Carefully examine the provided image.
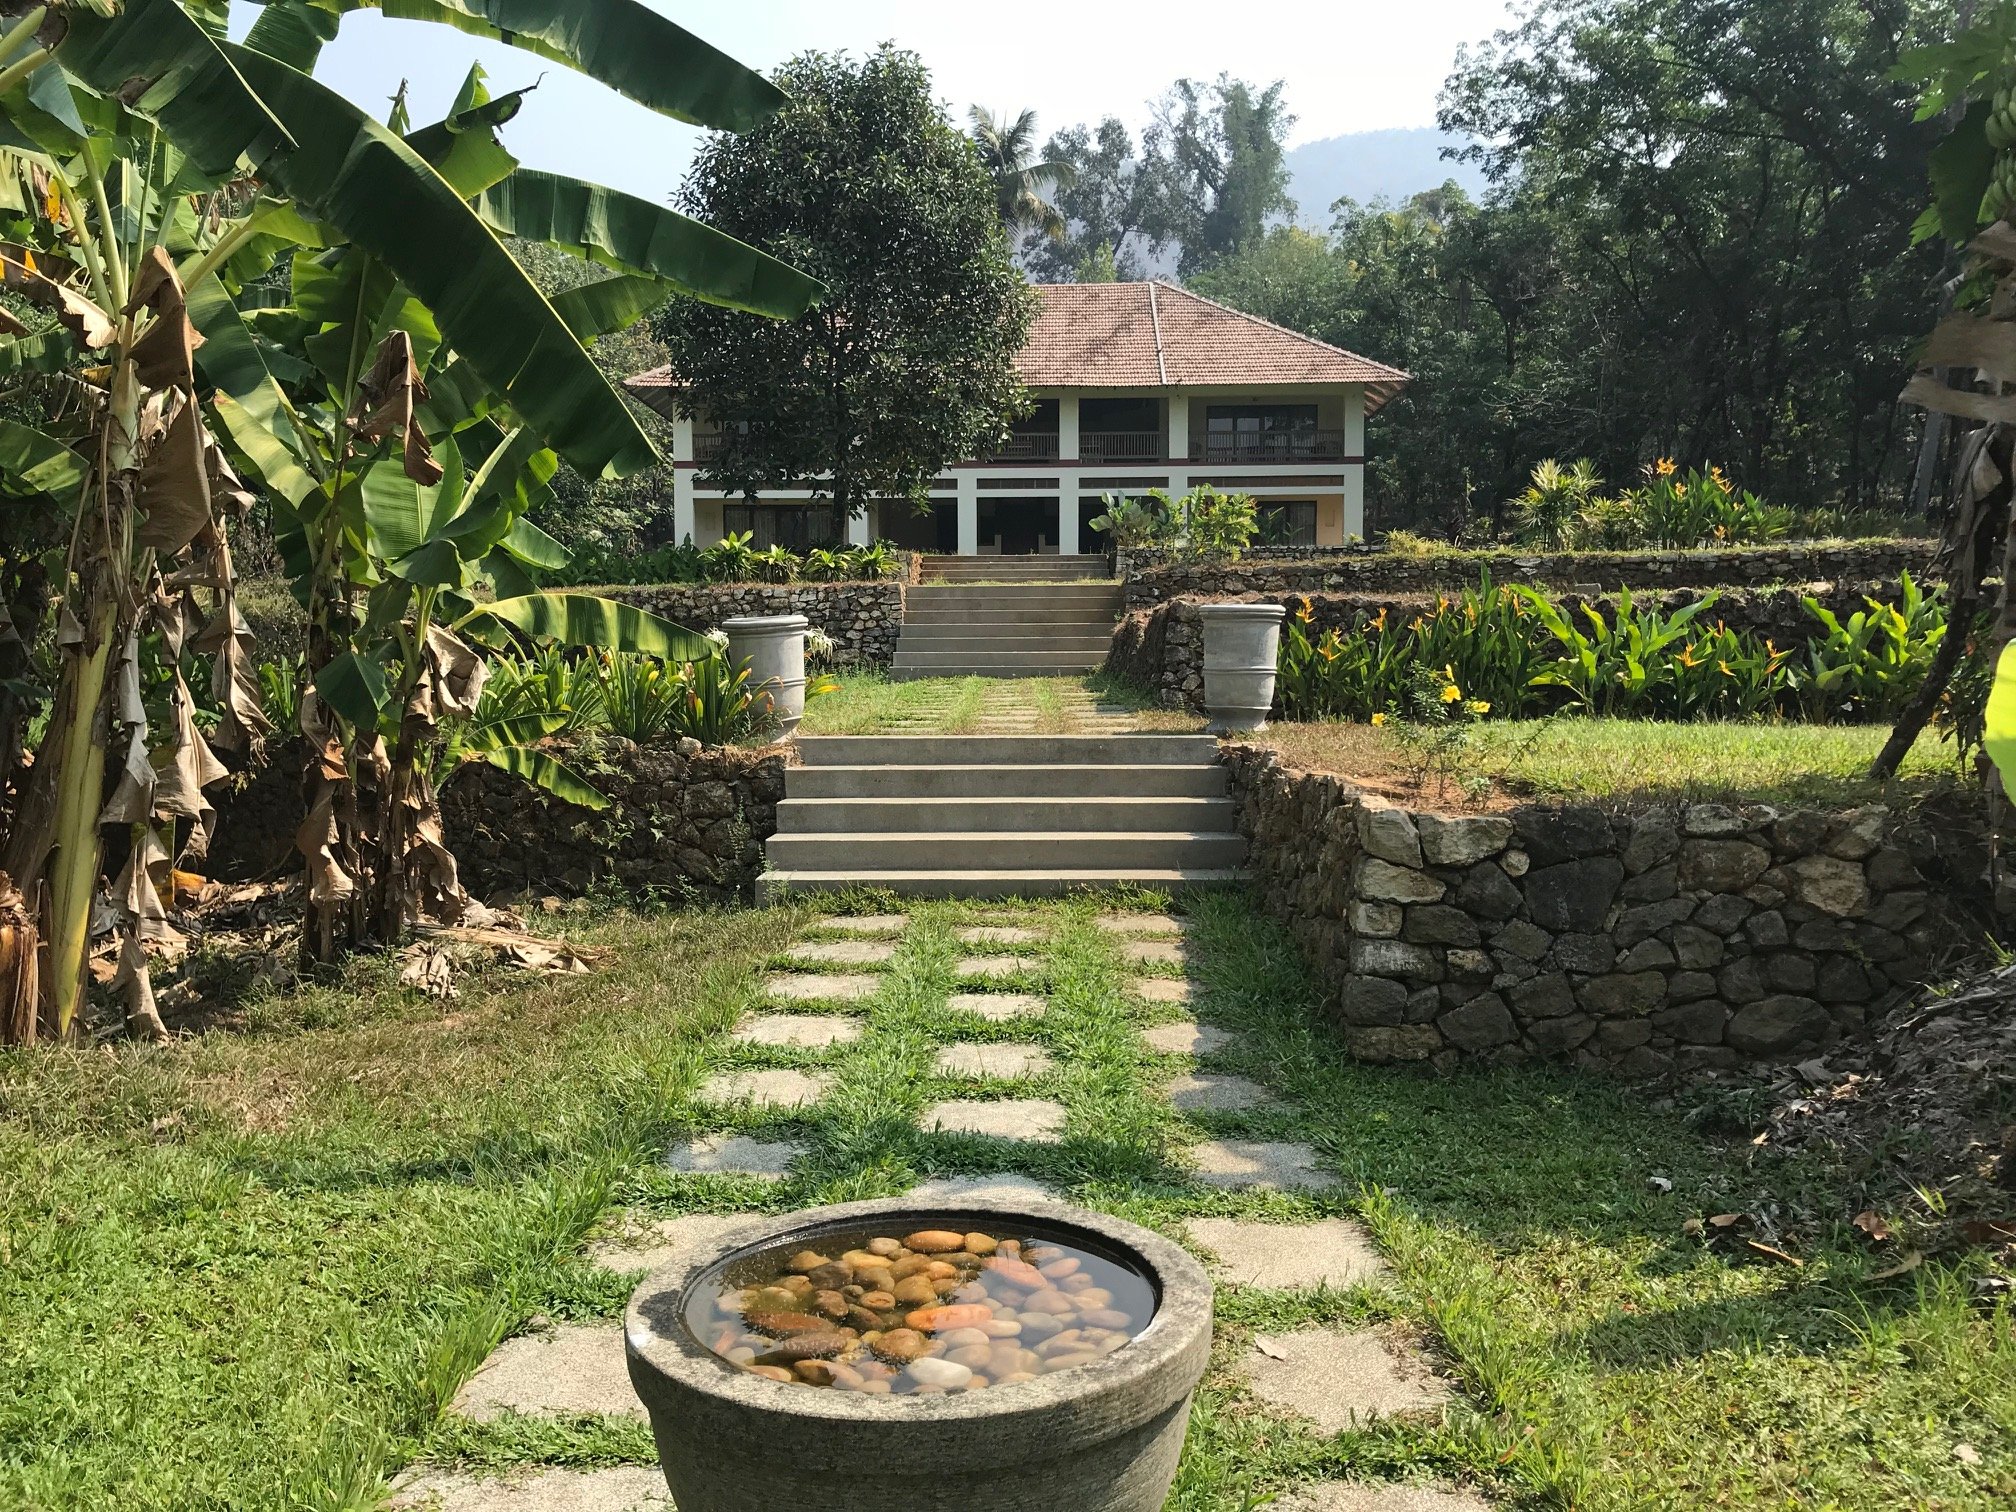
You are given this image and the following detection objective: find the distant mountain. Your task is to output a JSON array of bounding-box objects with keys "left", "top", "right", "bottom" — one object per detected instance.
[{"left": 1283, "top": 127, "right": 1488, "bottom": 228}]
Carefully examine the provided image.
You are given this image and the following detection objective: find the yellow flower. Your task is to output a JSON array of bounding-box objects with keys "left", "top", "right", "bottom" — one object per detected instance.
[
  {"left": 1296, "top": 597, "right": 1314, "bottom": 624},
  {"left": 1655, "top": 457, "right": 1677, "bottom": 477},
  {"left": 1440, "top": 683, "right": 1463, "bottom": 704},
  {"left": 1466, "top": 699, "right": 1490, "bottom": 716},
  {"left": 1372, "top": 607, "right": 1388, "bottom": 630},
  {"left": 1370, "top": 712, "right": 1389, "bottom": 726},
  {"left": 1677, "top": 644, "right": 1701, "bottom": 668}
]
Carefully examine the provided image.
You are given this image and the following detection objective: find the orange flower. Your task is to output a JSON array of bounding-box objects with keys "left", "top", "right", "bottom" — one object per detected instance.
[{"left": 1655, "top": 457, "right": 1677, "bottom": 477}]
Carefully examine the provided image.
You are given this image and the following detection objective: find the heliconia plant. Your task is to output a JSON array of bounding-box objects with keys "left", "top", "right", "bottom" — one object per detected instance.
[{"left": 0, "top": 0, "right": 822, "bottom": 1040}]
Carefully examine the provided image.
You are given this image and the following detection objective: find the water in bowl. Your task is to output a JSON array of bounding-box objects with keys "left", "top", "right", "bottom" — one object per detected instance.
[{"left": 683, "top": 1223, "right": 1157, "bottom": 1394}]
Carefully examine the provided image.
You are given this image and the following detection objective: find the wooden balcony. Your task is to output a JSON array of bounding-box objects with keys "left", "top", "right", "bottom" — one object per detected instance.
[
  {"left": 1190, "top": 429, "right": 1349, "bottom": 463},
  {"left": 1080, "top": 430, "right": 1163, "bottom": 462},
  {"left": 694, "top": 431, "right": 731, "bottom": 462},
  {"left": 986, "top": 433, "right": 1061, "bottom": 462}
]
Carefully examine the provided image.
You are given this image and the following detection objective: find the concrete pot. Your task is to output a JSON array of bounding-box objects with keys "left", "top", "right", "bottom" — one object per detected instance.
[
  {"left": 1197, "top": 601, "right": 1286, "bottom": 732},
  {"left": 625, "top": 1195, "right": 1213, "bottom": 1512},
  {"left": 721, "top": 614, "right": 809, "bottom": 741}
]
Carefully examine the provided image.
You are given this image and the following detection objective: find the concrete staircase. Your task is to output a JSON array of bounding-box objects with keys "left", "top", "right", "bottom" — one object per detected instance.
[
  {"left": 892, "top": 580, "right": 1122, "bottom": 680},
  {"left": 917, "top": 554, "right": 1111, "bottom": 583},
  {"left": 758, "top": 734, "right": 1247, "bottom": 898}
]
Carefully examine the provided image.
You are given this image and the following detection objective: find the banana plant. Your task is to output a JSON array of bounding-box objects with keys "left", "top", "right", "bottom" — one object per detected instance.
[{"left": 0, "top": 0, "right": 821, "bottom": 1036}]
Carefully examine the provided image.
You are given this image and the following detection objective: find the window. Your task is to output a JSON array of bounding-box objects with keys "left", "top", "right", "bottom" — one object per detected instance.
[
  {"left": 1256, "top": 501, "right": 1318, "bottom": 547},
  {"left": 1206, "top": 404, "right": 1318, "bottom": 437},
  {"left": 723, "top": 502, "right": 843, "bottom": 552}
]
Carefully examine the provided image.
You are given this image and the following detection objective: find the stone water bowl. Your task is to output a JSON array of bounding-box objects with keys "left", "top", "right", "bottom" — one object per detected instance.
[{"left": 625, "top": 1195, "right": 1213, "bottom": 1512}]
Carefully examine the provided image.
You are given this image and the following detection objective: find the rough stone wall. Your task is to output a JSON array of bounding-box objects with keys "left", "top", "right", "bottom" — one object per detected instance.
[
  {"left": 1222, "top": 744, "right": 1948, "bottom": 1076},
  {"left": 1121, "top": 540, "right": 1935, "bottom": 609},
  {"left": 1115, "top": 583, "right": 1927, "bottom": 712},
  {"left": 208, "top": 740, "right": 784, "bottom": 906},
  {"left": 605, "top": 582, "right": 905, "bottom": 666}
]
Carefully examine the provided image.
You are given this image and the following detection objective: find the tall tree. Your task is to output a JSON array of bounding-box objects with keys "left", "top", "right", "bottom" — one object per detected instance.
[
  {"left": 658, "top": 47, "right": 1036, "bottom": 518},
  {"left": 968, "top": 106, "right": 1075, "bottom": 242},
  {"left": 1156, "top": 74, "right": 1297, "bottom": 276},
  {"left": 1023, "top": 118, "right": 1176, "bottom": 281}
]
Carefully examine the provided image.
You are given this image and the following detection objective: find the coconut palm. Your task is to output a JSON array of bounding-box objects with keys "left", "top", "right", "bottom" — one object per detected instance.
[{"left": 967, "top": 105, "right": 1075, "bottom": 242}]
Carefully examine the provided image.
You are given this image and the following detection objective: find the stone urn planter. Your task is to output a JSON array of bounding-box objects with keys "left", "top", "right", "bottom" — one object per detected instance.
[
  {"left": 1196, "top": 601, "right": 1286, "bottom": 732},
  {"left": 625, "top": 1194, "right": 1213, "bottom": 1512},
  {"left": 721, "top": 613, "right": 809, "bottom": 741}
]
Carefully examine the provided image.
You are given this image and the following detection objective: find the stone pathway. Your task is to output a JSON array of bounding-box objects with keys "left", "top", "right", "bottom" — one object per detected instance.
[{"left": 420, "top": 899, "right": 1483, "bottom": 1509}]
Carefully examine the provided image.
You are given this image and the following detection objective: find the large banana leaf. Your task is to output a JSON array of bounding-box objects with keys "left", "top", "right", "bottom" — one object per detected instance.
[
  {"left": 55, "top": 0, "right": 295, "bottom": 179},
  {"left": 223, "top": 42, "right": 655, "bottom": 480},
  {"left": 187, "top": 276, "right": 321, "bottom": 507},
  {"left": 481, "top": 744, "right": 608, "bottom": 810},
  {"left": 405, "top": 64, "right": 528, "bottom": 199},
  {"left": 243, "top": 0, "right": 342, "bottom": 71},
  {"left": 475, "top": 169, "right": 823, "bottom": 320},
  {"left": 460, "top": 593, "right": 712, "bottom": 662},
  {"left": 280, "top": 0, "right": 787, "bottom": 131},
  {"left": 0, "top": 419, "right": 85, "bottom": 498},
  {"left": 551, "top": 273, "right": 673, "bottom": 341}
]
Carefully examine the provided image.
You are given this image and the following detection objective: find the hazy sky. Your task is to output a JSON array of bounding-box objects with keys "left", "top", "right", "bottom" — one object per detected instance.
[{"left": 230, "top": 1, "right": 1520, "bottom": 204}]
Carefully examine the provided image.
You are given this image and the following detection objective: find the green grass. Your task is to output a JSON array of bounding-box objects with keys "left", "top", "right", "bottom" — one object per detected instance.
[
  {"left": 4, "top": 892, "right": 2011, "bottom": 1509},
  {"left": 798, "top": 669, "right": 991, "bottom": 734},
  {"left": 1249, "top": 716, "right": 1966, "bottom": 807}
]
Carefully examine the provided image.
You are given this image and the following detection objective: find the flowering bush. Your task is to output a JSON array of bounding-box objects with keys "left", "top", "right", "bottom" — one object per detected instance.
[{"left": 1507, "top": 458, "right": 1795, "bottom": 551}]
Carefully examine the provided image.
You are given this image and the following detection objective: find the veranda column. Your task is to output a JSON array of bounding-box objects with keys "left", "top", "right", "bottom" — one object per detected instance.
[
  {"left": 1059, "top": 393, "right": 1081, "bottom": 460},
  {"left": 1057, "top": 492, "right": 1080, "bottom": 556},
  {"left": 1343, "top": 386, "right": 1366, "bottom": 541},
  {"left": 1165, "top": 392, "right": 1189, "bottom": 464},
  {"left": 846, "top": 502, "right": 872, "bottom": 547},
  {"left": 672, "top": 416, "right": 697, "bottom": 545},
  {"left": 957, "top": 474, "right": 979, "bottom": 556}
]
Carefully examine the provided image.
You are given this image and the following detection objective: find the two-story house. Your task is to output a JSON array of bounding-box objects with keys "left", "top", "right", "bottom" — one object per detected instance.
[{"left": 624, "top": 281, "right": 1408, "bottom": 555}]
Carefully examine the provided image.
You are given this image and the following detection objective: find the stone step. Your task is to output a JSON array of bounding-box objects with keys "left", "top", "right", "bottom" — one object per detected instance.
[
  {"left": 775, "top": 795, "right": 1238, "bottom": 834},
  {"left": 901, "top": 612, "right": 1117, "bottom": 629},
  {"left": 793, "top": 734, "right": 1222, "bottom": 766},
  {"left": 757, "top": 867, "right": 1248, "bottom": 900},
  {"left": 889, "top": 666, "right": 1107, "bottom": 680},
  {"left": 763, "top": 830, "right": 1249, "bottom": 870},
  {"left": 896, "top": 627, "right": 1115, "bottom": 648},
  {"left": 907, "top": 583, "right": 1121, "bottom": 600},
  {"left": 892, "top": 649, "right": 1110, "bottom": 671},
  {"left": 786, "top": 763, "right": 1228, "bottom": 798}
]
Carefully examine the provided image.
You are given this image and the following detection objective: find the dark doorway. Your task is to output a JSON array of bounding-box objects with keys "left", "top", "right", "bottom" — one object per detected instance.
[
  {"left": 878, "top": 500, "right": 957, "bottom": 553},
  {"left": 979, "top": 497, "right": 1059, "bottom": 554}
]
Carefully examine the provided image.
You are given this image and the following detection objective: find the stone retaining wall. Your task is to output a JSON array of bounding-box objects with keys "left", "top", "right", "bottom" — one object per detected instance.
[
  {"left": 605, "top": 582, "right": 906, "bottom": 666},
  {"left": 1121, "top": 540, "right": 1934, "bottom": 609},
  {"left": 1222, "top": 744, "right": 1949, "bottom": 1076},
  {"left": 208, "top": 740, "right": 784, "bottom": 906},
  {"left": 1113, "top": 582, "right": 1922, "bottom": 712}
]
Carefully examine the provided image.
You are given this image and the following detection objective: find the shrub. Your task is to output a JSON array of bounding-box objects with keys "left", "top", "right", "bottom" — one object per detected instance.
[
  {"left": 1793, "top": 570, "right": 1945, "bottom": 721},
  {"left": 1508, "top": 458, "right": 1603, "bottom": 549},
  {"left": 700, "top": 531, "right": 760, "bottom": 583},
  {"left": 1180, "top": 485, "right": 1258, "bottom": 564},
  {"left": 1089, "top": 491, "right": 1174, "bottom": 549}
]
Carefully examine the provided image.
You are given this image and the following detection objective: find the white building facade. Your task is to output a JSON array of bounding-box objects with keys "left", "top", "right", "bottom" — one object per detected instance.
[{"left": 626, "top": 282, "right": 1408, "bottom": 556}]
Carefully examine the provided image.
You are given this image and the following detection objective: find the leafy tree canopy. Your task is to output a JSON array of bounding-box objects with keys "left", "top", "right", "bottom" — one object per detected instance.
[{"left": 657, "top": 46, "right": 1036, "bottom": 515}]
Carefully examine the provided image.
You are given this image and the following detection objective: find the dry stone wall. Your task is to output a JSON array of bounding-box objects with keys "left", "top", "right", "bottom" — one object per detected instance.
[
  {"left": 605, "top": 582, "right": 906, "bottom": 666},
  {"left": 1121, "top": 540, "right": 1934, "bottom": 609},
  {"left": 1222, "top": 744, "right": 1950, "bottom": 1076},
  {"left": 1113, "top": 583, "right": 1925, "bottom": 712}
]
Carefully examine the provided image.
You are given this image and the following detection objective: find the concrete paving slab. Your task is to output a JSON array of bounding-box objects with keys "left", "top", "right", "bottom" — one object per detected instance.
[
  {"left": 1098, "top": 913, "right": 1187, "bottom": 937},
  {"left": 1134, "top": 977, "right": 1193, "bottom": 1004},
  {"left": 1125, "top": 939, "right": 1190, "bottom": 965},
  {"left": 663, "top": 1134, "right": 802, "bottom": 1179},
  {"left": 451, "top": 1323, "right": 641, "bottom": 1420},
  {"left": 1185, "top": 1217, "right": 1390, "bottom": 1290},
  {"left": 956, "top": 955, "right": 1031, "bottom": 979},
  {"left": 765, "top": 973, "right": 881, "bottom": 1003},
  {"left": 1191, "top": 1139, "right": 1337, "bottom": 1190},
  {"left": 698, "top": 1068, "right": 831, "bottom": 1110},
  {"left": 814, "top": 914, "right": 909, "bottom": 936},
  {"left": 390, "top": 1467, "right": 672, "bottom": 1512},
  {"left": 925, "top": 1097, "right": 1067, "bottom": 1142},
  {"left": 785, "top": 939, "right": 896, "bottom": 966},
  {"left": 1241, "top": 1327, "right": 1451, "bottom": 1434},
  {"left": 729, "top": 1013, "right": 862, "bottom": 1049},
  {"left": 1141, "top": 1020, "right": 1236, "bottom": 1055},
  {"left": 1166, "top": 1073, "right": 1283, "bottom": 1113},
  {"left": 948, "top": 992, "right": 1046, "bottom": 1021},
  {"left": 590, "top": 1212, "right": 756, "bottom": 1273},
  {"left": 1271, "top": 1483, "right": 1492, "bottom": 1512},
  {"left": 908, "top": 1173, "right": 1057, "bottom": 1203},
  {"left": 934, "top": 1041, "right": 1055, "bottom": 1078},
  {"left": 958, "top": 925, "right": 1046, "bottom": 945}
]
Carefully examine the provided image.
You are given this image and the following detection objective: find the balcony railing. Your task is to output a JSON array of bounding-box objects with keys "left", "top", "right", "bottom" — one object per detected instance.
[
  {"left": 986, "top": 432, "right": 1061, "bottom": 462},
  {"left": 1190, "top": 429, "right": 1349, "bottom": 464},
  {"left": 1080, "top": 430, "right": 1163, "bottom": 462},
  {"left": 694, "top": 431, "right": 731, "bottom": 462}
]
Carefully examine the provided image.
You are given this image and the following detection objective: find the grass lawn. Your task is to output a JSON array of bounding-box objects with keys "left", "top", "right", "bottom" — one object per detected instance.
[
  {"left": 1247, "top": 717, "right": 1967, "bottom": 809},
  {"left": 3, "top": 891, "right": 2011, "bottom": 1509},
  {"left": 802, "top": 670, "right": 1204, "bottom": 735}
]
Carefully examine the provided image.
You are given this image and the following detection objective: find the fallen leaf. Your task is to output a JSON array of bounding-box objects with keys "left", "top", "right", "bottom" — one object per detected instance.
[
  {"left": 1253, "top": 1336, "right": 1288, "bottom": 1361},
  {"left": 1648, "top": 1175, "right": 1673, "bottom": 1193},
  {"left": 1954, "top": 1442, "right": 1982, "bottom": 1465},
  {"left": 1745, "top": 1240, "right": 1804, "bottom": 1267},
  {"left": 1708, "top": 1213, "right": 1748, "bottom": 1230},
  {"left": 1868, "top": 1251, "right": 1924, "bottom": 1282},
  {"left": 1853, "top": 1210, "right": 1893, "bottom": 1243}
]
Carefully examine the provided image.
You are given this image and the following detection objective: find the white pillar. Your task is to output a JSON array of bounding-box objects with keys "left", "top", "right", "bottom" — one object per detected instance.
[
  {"left": 672, "top": 417, "right": 697, "bottom": 544},
  {"left": 846, "top": 502, "right": 872, "bottom": 547},
  {"left": 1165, "top": 392, "right": 1189, "bottom": 463},
  {"left": 956, "top": 474, "right": 979, "bottom": 556},
  {"left": 1059, "top": 394, "right": 1080, "bottom": 461},
  {"left": 1344, "top": 387, "right": 1367, "bottom": 541},
  {"left": 1058, "top": 494, "right": 1079, "bottom": 555}
]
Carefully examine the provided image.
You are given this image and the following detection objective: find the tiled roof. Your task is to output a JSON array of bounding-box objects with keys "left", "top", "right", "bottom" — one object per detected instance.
[
  {"left": 625, "top": 280, "right": 1409, "bottom": 415},
  {"left": 1018, "top": 282, "right": 1409, "bottom": 410}
]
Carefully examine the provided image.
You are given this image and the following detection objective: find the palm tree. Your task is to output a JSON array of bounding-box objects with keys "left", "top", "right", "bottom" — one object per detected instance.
[{"left": 968, "top": 106, "right": 1076, "bottom": 242}]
